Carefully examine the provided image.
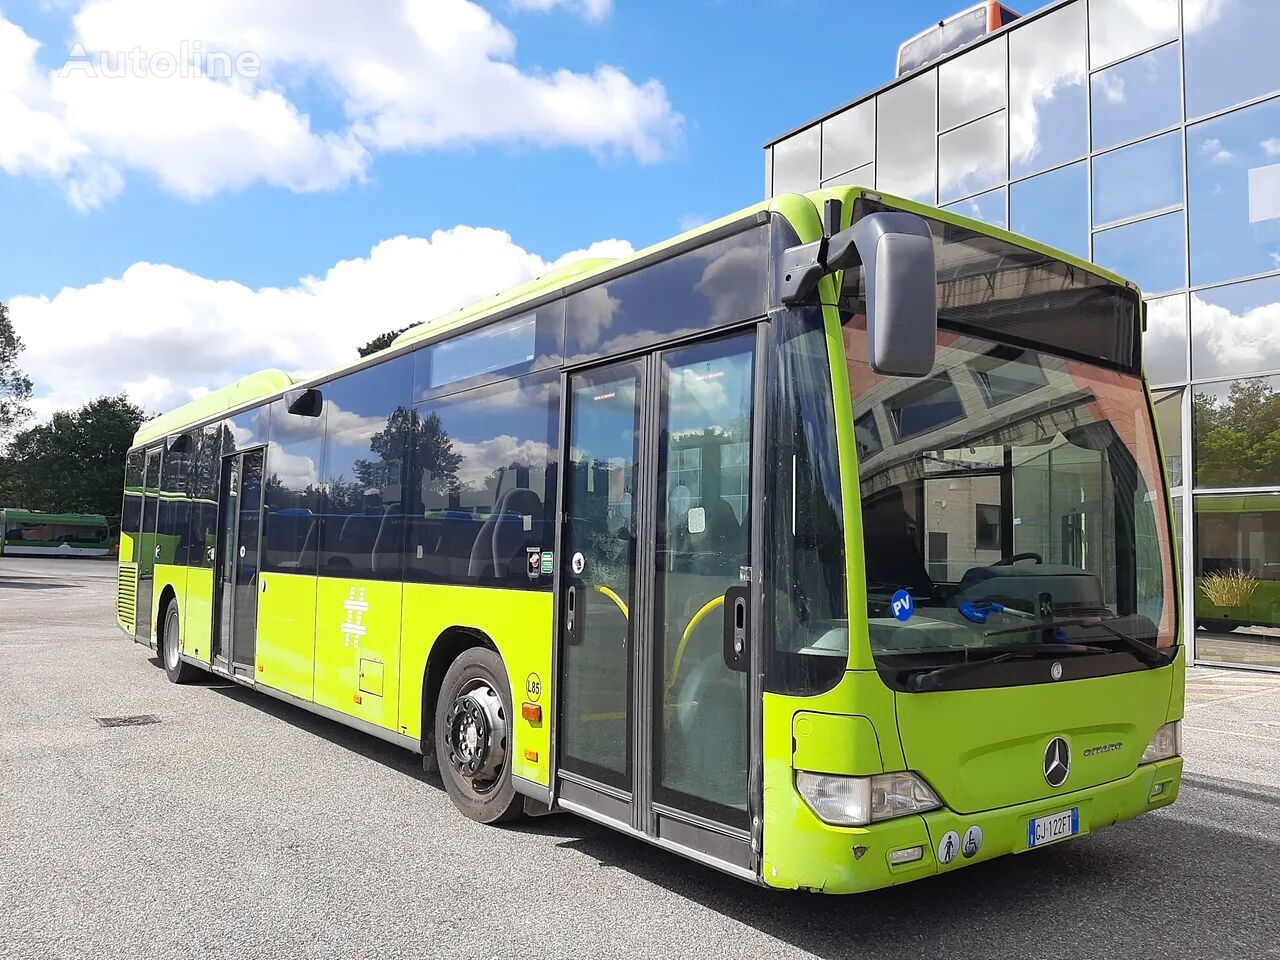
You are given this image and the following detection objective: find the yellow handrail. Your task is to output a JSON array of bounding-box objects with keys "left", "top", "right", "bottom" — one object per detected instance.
[
  {"left": 593, "top": 584, "right": 629, "bottom": 619},
  {"left": 667, "top": 594, "right": 724, "bottom": 693}
]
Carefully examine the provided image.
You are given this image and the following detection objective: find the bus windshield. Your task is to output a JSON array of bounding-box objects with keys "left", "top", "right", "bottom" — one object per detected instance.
[{"left": 841, "top": 205, "right": 1176, "bottom": 689}]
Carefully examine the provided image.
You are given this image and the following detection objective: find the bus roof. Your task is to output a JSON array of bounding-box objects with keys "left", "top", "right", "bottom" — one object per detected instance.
[{"left": 130, "top": 186, "right": 1132, "bottom": 450}]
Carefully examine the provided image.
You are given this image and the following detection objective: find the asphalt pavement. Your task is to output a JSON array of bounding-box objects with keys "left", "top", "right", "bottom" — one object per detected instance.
[{"left": 2, "top": 556, "right": 1278, "bottom": 960}]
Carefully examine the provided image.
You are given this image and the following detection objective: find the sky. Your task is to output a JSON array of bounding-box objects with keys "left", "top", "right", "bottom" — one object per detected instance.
[{"left": 0, "top": 0, "right": 978, "bottom": 422}]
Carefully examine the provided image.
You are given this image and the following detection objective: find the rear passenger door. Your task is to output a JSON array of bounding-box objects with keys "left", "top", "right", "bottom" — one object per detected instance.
[{"left": 135, "top": 447, "right": 162, "bottom": 643}]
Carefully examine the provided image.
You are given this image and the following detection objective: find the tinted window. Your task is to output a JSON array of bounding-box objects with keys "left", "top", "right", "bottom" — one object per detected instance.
[
  {"left": 1092, "top": 132, "right": 1183, "bottom": 227},
  {"left": 264, "top": 397, "right": 326, "bottom": 575},
  {"left": 159, "top": 439, "right": 192, "bottom": 566},
  {"left": 563, "top": 227, "right": 768, "bottom": 364},
  {"left": 970, "top": 347, "right": 1048, "bottom": 405},
  {"left": 319, "top": 356, "right": 413, "bottom": 579},
  {"left": 413, "top": 306, "right": 563, "bottom": 401},
  {"left": 887, "top": 375, "right": 965, "bottom": 439},
  {"left": 821, "top": 101, "right": 874, "bottom": 180},
  {"left": 121, "top": 449, "right": 145, "bottom": 546},
  {"left": 1187, "top": 97, "right": 1280, "bottom": 287},
  {"left": 229, "top": 405, "right": 270, "bottom": 451},
  {"left": 1145, "top": 293, "right": 1189, "bottom": 385},
  {"left": 772, "top": 126, "right": 820, "bottom": 195},
  {"left": 1090, "top": 43, "right": 1182, "bottom": 151},
  {"left": 876, "top": 70, "right": 937, "bottom": 203},
  {"left": 944, "top": 186, "right": 1007, "bottom": 229},
  {"left": 406, "top": 372, "right": 559, "bottom": 589},
  {"left": 938, "top": 35, "right": 1006, "bottom": 130},
  {"left": 1191, "top": 275, "right": 1280, "bottom": 381},
  {"left": 938, "top": 110, "right": 1007, "bottom": 204},
  {"left": 1089, "top": 0, "right": 1176, "bottom": 68},
  {"left": 190, "top": 421, "right": 234, "bottom": 568},
  {"left": 1184, "top": 0, "right": 1280, "bottom": 119},
  {"left": 1092, "top": 211, "right": 1187, "bottom": 297},
  {"left": 1009, "top": 1, "right": 1086, "bottom": 179},
  {"left": 1010, "top": 160, "right": 1089, "bottom": 261}
]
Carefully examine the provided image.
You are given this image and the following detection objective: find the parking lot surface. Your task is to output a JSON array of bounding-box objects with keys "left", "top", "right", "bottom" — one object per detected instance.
[{"left": 2, "top": 557, "right": 1278, "bottom": 959}]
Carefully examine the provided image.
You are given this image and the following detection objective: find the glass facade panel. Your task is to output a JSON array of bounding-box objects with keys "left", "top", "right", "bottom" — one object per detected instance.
[
  {"left": 938, "top": 111, "right": 1007, "bottom": 204},
  {"left": 1194, "top": 492, "right": 1280, "bottom": 668},
  {"left": 1092, "top": 132, "right": 1183, "bottom": 226},
  {"left": 938, "top": 36, "right": 1006, "bottom": 130},
  {"left": 1191, "top": 274, "right": 1280, "bottom": 381},
  {"left": 771, "top": 125, "right": 819, "bottom": 195},
  {"left": 1010, "top": 161, "right": 1089, "bottom": 260},
  {"left": 821, "top": 100, "right": 874, "bottom": 180},
  {"left": 1144, "top": 293, "right": 1188, "bottom": 385},
  {"left": 1152, "top": 387, "right": 1184, "bottom": 488},
  {"left": 1009, "top": 1, "right": 1087, "bottom": 179},
  {"left": 1193, "top": 373, "right": 1280, "bottom": 488},
  {"left": 1089, "top": 0, "right": 1177, "bottom": 67},
  {"left": 822, "top": 162, "right": 874, "bottom": 190},
  {"left": 1184, "top": 0, "right": 1280, "bottom": 119},
  {"left": 944, "top": 186, "right": 1006, "bottom": 229},
  {"left": 876, "top": 70, "right": 937, "bottom": 203},
  {"left": 1187, "top": 97, "right": 1280, "bottom": 287},
  {"left": 1092, "top": 210, "right": 1187, "bottom": 296},
  {"left": 1089, "top": 42, "right": 1182, "bottom": 151}
]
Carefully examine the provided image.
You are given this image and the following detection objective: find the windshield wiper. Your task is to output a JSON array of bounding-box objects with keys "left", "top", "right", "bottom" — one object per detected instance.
[
  {"left": 983, "top": 616, "right": 1171, "bottom": 666},
  {"left": 906, "top": 642, "right": 1109, "bottom": 692}
]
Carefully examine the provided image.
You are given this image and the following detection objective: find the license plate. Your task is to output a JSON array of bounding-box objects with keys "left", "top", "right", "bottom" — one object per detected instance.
[{"left": 1027, "top": 808, "right": 1080, "bottom": 848}]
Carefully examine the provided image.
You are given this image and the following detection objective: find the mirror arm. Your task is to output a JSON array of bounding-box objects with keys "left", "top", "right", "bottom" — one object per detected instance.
[{"left": 777, "top": 238, "right": 829, "bottom": 305}]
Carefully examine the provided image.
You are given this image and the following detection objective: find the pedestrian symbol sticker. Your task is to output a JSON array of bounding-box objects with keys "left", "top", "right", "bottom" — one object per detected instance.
[
  {"left": 938, "top": 830, "right": 960, "bottom": 865},
  {"left": 962, "top": 824, "right": 983, "bottom": 859},
  {"left": 891, "top": 589, "right": 914, "bottom": 622}
]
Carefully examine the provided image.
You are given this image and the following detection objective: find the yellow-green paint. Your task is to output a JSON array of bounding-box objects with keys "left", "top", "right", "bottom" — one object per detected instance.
[
  {"left": 132, "top": 369, "right": 296, "bottom": 449},
  {"left": 315, "top": 578, "right": 402, "bottom": 731},
  {"left": 256, "top": 572, "right": 318, "bottom": 699},
  {"left": 183, "top": 567, "right": 214, "bottom": 664},
  {"left": 792, "top": 712, "right": 884, "bottom": 777}
]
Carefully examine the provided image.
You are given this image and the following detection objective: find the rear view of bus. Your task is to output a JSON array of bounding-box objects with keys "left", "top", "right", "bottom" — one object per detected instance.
[{"left": 764, "top": 188, "right": 1182, "bottom": 892}]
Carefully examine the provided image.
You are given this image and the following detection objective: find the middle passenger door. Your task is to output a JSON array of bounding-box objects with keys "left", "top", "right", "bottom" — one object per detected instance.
[{"left": 557, "top": 329, "right": 761, "bottom": 876}]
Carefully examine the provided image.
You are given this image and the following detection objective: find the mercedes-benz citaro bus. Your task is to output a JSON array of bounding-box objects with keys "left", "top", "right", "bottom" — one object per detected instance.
[{"left": 115, "top": 186, "right": 1183, "bottom": 894}]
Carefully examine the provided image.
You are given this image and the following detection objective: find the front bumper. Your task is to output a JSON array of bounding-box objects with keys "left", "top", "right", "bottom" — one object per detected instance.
[{"left": 763, "top": 757, "right": 1182, "bottom": 894}]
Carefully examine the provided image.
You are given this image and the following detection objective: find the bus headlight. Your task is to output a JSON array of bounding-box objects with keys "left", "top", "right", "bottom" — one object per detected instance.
[
  {"left": 796, "top": 771, "right": 941, "bottom": 827},
  {"left": 1141, "top": 721, "right": 1181, "bottom": 764}
]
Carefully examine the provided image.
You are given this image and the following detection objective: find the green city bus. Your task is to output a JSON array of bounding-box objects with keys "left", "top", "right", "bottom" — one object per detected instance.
[
  {"left": 2, "top": 509, "right": 111, "bottom": 558},
  {"left": 115, "top": 187, "right": 1183, "bottom": 893}
]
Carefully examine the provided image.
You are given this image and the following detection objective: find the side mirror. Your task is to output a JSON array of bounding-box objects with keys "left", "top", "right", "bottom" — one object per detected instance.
[
  {"left": 285, "top": 388, "right": 323, "bottom": 418},
  {"left": 828, "top": 212, "right": 938, "bottom": 377}
]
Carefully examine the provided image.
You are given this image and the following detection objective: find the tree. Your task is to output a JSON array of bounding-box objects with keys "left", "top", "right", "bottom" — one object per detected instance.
[
  {"left": 1193, "top": 378, "right": 1280, "bottom": 487},
  {"left": 0, "top": 395, "right": 146, "bottom": 527},
  {"left": 0, "top": 300, "right": 34, "bottom": 448},
  {"left": 358, "top": 327, "right": 411, "bottom": 357}
]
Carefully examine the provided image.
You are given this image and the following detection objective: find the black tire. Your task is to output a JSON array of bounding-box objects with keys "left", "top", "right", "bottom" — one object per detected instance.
[
  {"left": 161, "top": 600, "right": 201, "bottom": 684},
  {"left": 434, "top": 646, "right": 523, "bottom": 824}
]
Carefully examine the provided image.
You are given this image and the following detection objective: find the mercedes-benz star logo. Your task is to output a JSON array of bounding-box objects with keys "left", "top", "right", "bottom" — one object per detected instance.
[{"left": 1044, "top": 737, "right": 1071, "bottom": 788}]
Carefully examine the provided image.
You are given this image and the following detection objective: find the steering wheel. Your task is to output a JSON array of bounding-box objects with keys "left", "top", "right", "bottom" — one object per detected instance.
[{"left": 993, "top": 552, "right": 1042, "bottom": 566}]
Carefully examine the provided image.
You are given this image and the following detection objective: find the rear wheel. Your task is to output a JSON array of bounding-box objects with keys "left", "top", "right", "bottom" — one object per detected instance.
[
  {"left": 162, "top": 600, "right": 200, "bottom": 684},
  {"left": 435, "top": 647, "right": 523, "bottom": 824}
]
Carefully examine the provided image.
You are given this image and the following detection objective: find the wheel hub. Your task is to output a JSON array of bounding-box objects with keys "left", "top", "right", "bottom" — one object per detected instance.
[{"left": 444, "top": 682, "right": 507, "bottom": 787}]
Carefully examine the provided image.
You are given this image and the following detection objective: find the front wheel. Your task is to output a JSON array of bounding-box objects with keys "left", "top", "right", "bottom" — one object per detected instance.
[
  {"left": 434, "top": 647, "right": 523, "bottom": 824},
  {"left": 161, "top": 600, "right": 201, "bottom": 684}
]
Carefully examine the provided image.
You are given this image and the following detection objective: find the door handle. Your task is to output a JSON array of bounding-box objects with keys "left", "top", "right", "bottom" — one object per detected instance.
[
  {"left": 722, "top": 585, "right": 750, "bottom": 671},
  {"left": 565, "top": 584, "right": 579, "bottom": 645},
  {"left": 260, "top": 578, "right": 267, "bottom": 594}
]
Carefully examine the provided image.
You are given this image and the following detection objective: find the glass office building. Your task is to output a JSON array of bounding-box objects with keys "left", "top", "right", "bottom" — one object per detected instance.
[{"left": 765, "top": 0, "right": 1280, "bottom": 671}]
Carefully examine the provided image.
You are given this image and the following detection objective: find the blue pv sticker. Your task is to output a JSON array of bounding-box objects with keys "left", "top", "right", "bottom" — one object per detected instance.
[{"left": 891, "top": 589, "right": 914, "bottom": 622}]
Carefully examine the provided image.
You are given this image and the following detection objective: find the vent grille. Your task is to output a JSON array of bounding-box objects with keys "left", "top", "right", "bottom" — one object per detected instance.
[
  {"left": 116, "top": 562, "right": 137, "bottom": 631},
  {"left": 94, "top": 715, "right": 160, "bottom": 728}
]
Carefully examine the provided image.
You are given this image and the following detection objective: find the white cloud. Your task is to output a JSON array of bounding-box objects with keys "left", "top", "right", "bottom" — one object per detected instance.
[
  {"left": 0, "top": 0, "right": 680, "bottom": 208},
  {"left": 509, "top": 0, "right": 612, "bottom": 22},
  {"left": 1263, "top": 138, "right": 1280, "bottom": 158},
  {"left": 1190, "top": 286, "right": 1280, "bottom": 381},
  {"left": 8, "top": 226, "right": 635, "bottom": 422}
]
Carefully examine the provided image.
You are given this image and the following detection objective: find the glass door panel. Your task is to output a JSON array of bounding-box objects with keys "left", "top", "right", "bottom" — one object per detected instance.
[
  {"left": 135, "top": 448, "right": 161, "bottom": 641},
  {"left": 231, "top": 449, "right": 265, "bottom": 670}
]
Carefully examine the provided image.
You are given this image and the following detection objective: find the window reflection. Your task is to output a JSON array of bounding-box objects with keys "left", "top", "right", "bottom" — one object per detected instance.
[
  {"left": 1184, "top": 0, "right": 1280, "bottom": 119},
  {"left": 938, "top": 36, "right": 1006, "bottom": 130},
  {"left": 821, "top": 101, "right": 874, "bottom": 181},
  {"left": 1009, "top": 1, "right": 1087, "bottom": 179},
  {"left": 876, "top": 70, "right": 937, "bottom": 203},
  {"left": 939, "top": 111, "right": 1007, "bottom": 204},
  {"left": 1092, "top": 210, "right": 1187, "bottom": 296},
  {"left": 1193, "top": 373, "right": 1280, "bottom": 488},
  {"left": 772, "top": 126, "right": 820, "bottom": 195},
  {"left": 1187, "top": 97, "right": 1280, "bottom": 287},
  {"left": 944, "top": 186, "right": 1007, "bottom": 229},
  {"left": 822, "top": 161, "right": 874, "bottom": 190},
  {"left": 1092, "top": 132, "right": 1183, "bottom": 226},
  {"left": 1090, "top": 43, "right": 1182, "bottom": 151},
  {"left": 1191, "top": 274, "right": 1280, "bottom": 381},
  {"left": 1152, "top": 387, "right": 1184, "bottom": 488},
  {"left": 1144, "top": 293, "right": 1188, "bottom": 385},
  {"left": 1010, "top": 161, "right": 1089, "bottom": 260},
  {"left": 1089, "top": 0, "right": 1177, "bottom": 68},
  {"left": 1194, "top": 493, "right": 1280, "bottom": 668}
]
